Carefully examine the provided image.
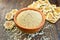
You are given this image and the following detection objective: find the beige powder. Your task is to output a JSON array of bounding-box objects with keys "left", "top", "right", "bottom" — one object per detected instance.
[{"left": 16, "top": 10, "right": 42, "bottom": 28}]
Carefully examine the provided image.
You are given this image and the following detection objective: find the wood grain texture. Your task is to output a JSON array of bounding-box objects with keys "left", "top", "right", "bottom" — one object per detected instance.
[
  {"left": 0, "top": 0, "right": 59, "bottom": 40},
  {"left": 49, "top": 0, "right": 60, "bottom": 6}
]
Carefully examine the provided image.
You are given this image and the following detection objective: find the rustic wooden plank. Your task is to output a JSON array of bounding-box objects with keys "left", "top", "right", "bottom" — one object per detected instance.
[
  {"left": 55, "top": 19, "right": 60, "bottom": 40},
  {"left": 0, "top": 0, "right": 59, "bottom": 40}
]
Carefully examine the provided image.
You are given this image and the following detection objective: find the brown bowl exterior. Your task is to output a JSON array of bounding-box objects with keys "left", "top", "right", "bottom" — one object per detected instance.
[
  {"left": 14, "top": 8, "right": 45, "bottom": 33},
  {"left": 16, "top": 24, "right": 44, "bottom": 33}
]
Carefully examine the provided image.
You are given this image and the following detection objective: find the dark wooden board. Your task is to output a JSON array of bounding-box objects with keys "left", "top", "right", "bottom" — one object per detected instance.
[{"left": 0, "top": 0, "right": 59, "bottom": 40}]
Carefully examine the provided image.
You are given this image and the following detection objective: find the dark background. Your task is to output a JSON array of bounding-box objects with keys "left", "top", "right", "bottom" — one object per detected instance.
[
  {"left": 49, "top": 0, "right": 60, "bottom": 40},
  {"left": 0, "top": 0, "right": 60, "bottom": 40},
  {"left": 49, "top": 0, "right": 60, "bottom": 6}
]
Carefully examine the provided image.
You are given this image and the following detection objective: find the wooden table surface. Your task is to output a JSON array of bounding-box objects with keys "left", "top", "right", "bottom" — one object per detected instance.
[{"left": 0, "top": 0, "right": 60, "bottom": 40}]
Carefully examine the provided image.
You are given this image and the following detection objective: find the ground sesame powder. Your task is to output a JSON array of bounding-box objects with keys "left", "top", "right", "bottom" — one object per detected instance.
[{"left": 16, "top": 10, "right": 42, "bottom": 28}]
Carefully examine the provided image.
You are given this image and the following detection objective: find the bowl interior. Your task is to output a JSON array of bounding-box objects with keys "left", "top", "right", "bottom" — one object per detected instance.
[{"left": 14, "top": 8, "right": 45, "bottom": 30}]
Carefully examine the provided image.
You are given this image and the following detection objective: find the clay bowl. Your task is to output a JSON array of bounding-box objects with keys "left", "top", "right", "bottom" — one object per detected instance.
[{"left": 14, "top": 8, "right": 45, "bottom": 33}]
